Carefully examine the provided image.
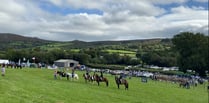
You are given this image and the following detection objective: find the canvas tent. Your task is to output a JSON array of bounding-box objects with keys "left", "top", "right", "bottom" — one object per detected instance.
[
  {"left": 0, "top": 59, "right": 9, "bottom": 64},
  {"left": 54, "top": 59, "right": 79, "bottom": 68}
]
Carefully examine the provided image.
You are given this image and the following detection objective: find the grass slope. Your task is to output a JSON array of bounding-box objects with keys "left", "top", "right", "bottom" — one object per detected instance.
[
  {"left": 0, "top": 68, "right": 207, "bottom": 103},
  {"left": 104, "top": 49, "right": 136, "bottom": 57}
]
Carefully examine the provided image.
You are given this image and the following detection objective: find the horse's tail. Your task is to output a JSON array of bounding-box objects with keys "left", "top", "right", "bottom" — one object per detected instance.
[{"left": 123, "top": 80, "right": 128, "bottom": 90}]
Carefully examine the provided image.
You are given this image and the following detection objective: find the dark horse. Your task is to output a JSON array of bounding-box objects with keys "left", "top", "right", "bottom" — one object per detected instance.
[
  {"left": 83, "top": 73, "right": 95, "bottom": 83},
  {"left": 57, "top": 71, "right": 69, "bottom": 80},
  {"left": 115, "top": 76, "right": 128, "bottom": 90},
  {"left": 94, "top": 74, "right": 108, "bottom": 87}
]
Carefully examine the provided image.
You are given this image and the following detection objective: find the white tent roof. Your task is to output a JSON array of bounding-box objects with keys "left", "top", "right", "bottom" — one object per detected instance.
[{"left": 0, "top": 59, "right": 9, "bottom": 64}]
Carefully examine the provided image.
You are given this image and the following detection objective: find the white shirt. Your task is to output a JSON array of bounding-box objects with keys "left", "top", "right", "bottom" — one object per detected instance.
[{"left": 1, "top": 67, "right": 5, "bottom": 73}]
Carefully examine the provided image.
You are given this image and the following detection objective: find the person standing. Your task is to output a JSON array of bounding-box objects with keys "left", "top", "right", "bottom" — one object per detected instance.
[
  {"left": 1, "top": 64, "right": 6, "bottom": 76},
  {"left": 54, "top": 69, "right": 57, "bottom": 79},
  {"left": 72, "top": 68, "right": 75, "bottom": 78}
]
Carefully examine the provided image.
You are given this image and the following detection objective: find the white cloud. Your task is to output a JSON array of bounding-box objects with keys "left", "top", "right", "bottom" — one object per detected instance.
[
  {"left": 48, "top": 0, "right": 63, "bottom": 6},
  {"left": 66, "top": 0, "right": 105, "bottom": 9},
  {"left": 0, "top": 0, "right": 26, "bottom": 16},
  {"left": 144, "top": 0, "right": 188, "bottom": 4},
  {"left": 0, "top": 0, "right": 208, "bottom": 41},
  {"left": 193, "top": 0, "right": 208, "bottom": 2}
]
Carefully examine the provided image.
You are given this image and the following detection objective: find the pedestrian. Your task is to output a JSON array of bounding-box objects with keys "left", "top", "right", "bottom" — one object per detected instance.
[
  {"left": 1, "top": 64, "right": 6, "bottom": 76},
  {"left": 72, "top": 68, "right": 75, "bottom": 78},
  {"left": 54, "top": 69, "right": 57, "bottom": 79}
]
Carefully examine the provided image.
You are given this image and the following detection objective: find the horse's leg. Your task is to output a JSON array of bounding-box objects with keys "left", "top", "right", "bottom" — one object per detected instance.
[
  {"left": 97, "top": 81, "right": 100, "bottom": 86},
  {"left": 67, "top": 75, "right": 69, "bottom": 80},
  {"left": 75, "top": 76, "right": 78, "bottom": 80},
  {"left": 59, "top": 75, "right": 61, "bottom": 80},
  {"left": 125, "top": 83, "right": 128, "bottom": 90},
  {"left": 92, "top": 79, "right": 95, "bottom": 84},
  {"left": 106, "top": 80, "right": 109, "bottom": 87}
]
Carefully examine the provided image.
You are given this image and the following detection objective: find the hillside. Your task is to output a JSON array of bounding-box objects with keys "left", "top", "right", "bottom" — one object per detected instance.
[
  {"left": 0, "top": 33, "right": 52, "bottom": 50},
  {"left": 0, "top": 33, "right": 48, "bottom": 42},
  {"left": 0, "top": 33, "right": 172, "bottom": 50},
  {"left": 0, "top": 33, "right": 177, "bottom": 68}
]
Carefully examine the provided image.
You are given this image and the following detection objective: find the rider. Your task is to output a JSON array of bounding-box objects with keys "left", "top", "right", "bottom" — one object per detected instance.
[
  {"left": 100, "top": 70, "right": 103, "bottom": 80},
  {"left": 92, "top": 71, "right": 96, "bottom": 80},
  {"left": 86, "top": 68, "right": 89, "bottom": 76},
  {"left": 85, "top": 68, "right": 89, "bottom": 78},
  {"left": 119, "top": 73, "right": 124, "bottom": 83}
]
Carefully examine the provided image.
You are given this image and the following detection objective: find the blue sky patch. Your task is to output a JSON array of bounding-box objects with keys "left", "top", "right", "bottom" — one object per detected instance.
[
  {"left": 39, "top": 2, "right": 103, "bottom": 15},
  {"left": 155, "top": 1, "right": 208, "bottom": 18}
]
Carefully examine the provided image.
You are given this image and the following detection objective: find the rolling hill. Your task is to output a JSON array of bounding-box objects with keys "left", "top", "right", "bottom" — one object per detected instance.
[
  {"left": 0, "top": 33, "right": 52, "bottom": 43},
  {"left": 0, "top": 33, "right": 52, "bottom": 50},
  {"left": 0, "top": 33, "right": 172, "bottom": 51}
]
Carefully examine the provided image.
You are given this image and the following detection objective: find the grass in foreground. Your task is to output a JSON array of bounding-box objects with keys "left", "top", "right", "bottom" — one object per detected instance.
[{"left": 0, "top": 68, "right": 208, "bottom": 103}]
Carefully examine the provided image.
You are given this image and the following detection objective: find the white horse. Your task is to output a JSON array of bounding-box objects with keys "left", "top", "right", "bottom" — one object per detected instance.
[{"left": 66, "top": 73, "right": 79, "bottom": 80}]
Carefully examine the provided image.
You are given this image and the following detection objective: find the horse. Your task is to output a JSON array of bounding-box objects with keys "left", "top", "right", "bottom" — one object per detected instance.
[
  {"left": 115, "top": 76, "right": 128, "bottom": 90},
  {"left": 57, "top": 71, "right": 69, "bottom": 80},
  {"left": 94, "top": 74, "right": 108, "bottom": 87},
  {"left": 56, "top": 71, "right": 79, "bottom": 80},
  {"left": 66, "top": 72, "right": 79, "bottom": 80},
  {"left": 179, "top": 81, "right": 190, "bottom": 89},
  {"left": 83, "top": 73, "right": 95, "bottom": 83}
]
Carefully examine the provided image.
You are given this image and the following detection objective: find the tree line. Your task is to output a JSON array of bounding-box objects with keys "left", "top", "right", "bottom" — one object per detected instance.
[{"left": 172, "top": 32, "right": 208, "bottom": 77}]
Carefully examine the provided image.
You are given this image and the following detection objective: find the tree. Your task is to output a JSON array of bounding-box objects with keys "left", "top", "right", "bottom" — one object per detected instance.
[
  {"left": 73, "top": 53, "right": 90, "bottom": 64},
  {"left": 172, "top": 32, "right": 208, "bottom": 77}
]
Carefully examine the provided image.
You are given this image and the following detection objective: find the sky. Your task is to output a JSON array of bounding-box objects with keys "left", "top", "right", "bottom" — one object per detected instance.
[{"left": 0, "top": 0, "right": 208, "bottom": 41}]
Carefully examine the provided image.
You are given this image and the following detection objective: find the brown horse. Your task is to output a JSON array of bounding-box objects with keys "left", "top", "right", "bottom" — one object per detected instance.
[
  {"left": 115, "top": 76, "right": 128, "bottom": 90},
  {"left": 94, "top": 74, "right": 108, "bottom": 87}
]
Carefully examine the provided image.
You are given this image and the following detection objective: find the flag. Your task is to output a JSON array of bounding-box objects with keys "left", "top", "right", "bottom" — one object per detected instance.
[
  {"left": 27, "top": 59, "right": 30, "bottom": 67},
  {"left": 18, "top": 59, "right": 21, "bottom": 65}
]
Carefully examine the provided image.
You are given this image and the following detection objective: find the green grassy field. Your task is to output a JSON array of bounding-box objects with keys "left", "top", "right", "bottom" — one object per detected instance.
[
  {"left": 0, "top": 68, "right": 207, "bottom": 103},
  {"left": 39, "top": 43, "right": 71, "bottom": 51},
  {"left": 104, "top": 49, "right": 136, "bottom": 57}
]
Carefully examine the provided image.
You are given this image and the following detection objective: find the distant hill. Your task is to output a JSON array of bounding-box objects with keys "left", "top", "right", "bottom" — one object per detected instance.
[
  {"left": 0, "top": 33, "right": 48, "bottom": 42},
  {"left": 0, "top": 33, "right": 52, "bottom": 50},
  {"left": 0, "top": 33, "right": 172, "bottom": 50},
  {"left": 62, "top": 38, "right": 171, "bottom": 49}
]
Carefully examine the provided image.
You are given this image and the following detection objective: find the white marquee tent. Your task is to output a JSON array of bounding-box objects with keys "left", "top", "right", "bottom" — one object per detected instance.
[{"left": 0, "top": 59, "right": 9, "bottom": 64}]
